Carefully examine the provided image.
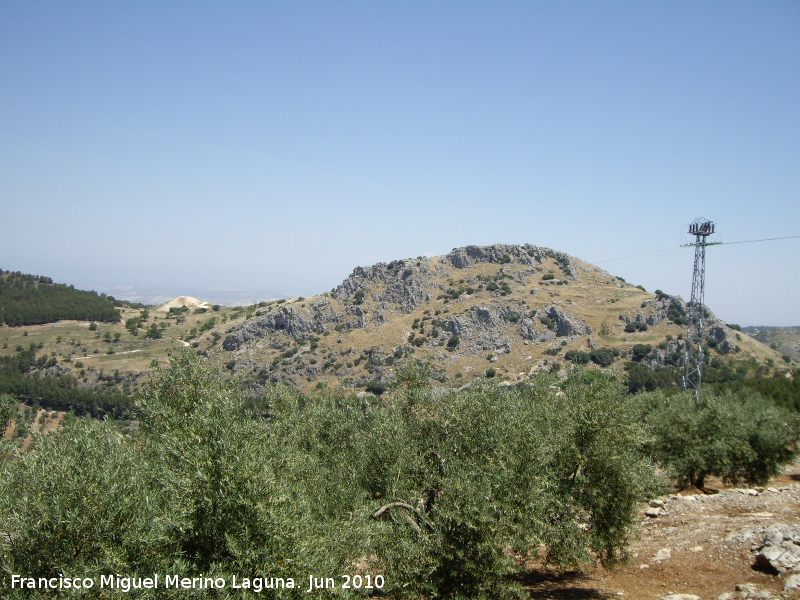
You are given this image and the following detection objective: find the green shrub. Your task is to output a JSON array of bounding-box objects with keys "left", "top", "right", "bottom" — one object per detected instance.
[
  {"left": 542, "top": 273, "right": 555, "bottom": 281},
  {"left": 631, "top": 344, "right": 652, "bottom": 361},
  {"left": 446, "top": 335, "right": 460, "bottom": 351},
  {"left": 125, "top": 317, "right": 140, "bottom": 336},
  {"left": 590, "top": 348, "right": 616, "bottom": 367},
  {"left": 668, "top": 299, "right": 688, "bottom": 325},
  {"left": 199, "top": 316, "right": 217, "bottom": 332},
  {"left": 280, "top": 369, "right": 654, "bottom": 597},
  {"left": 365, "top": 381, "right": 387, "bottom": 395},
  {"left": 565, "top": 350, "right": 590, "bottom": 364},
  {"left": 486, "top": 367, "right": 496, "bottom": 378}
]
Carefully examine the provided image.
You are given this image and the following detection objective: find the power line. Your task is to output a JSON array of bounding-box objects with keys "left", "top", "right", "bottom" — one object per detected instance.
[
  {"left": 593, "top": 234, "right": 799, "bottom": 265},
  {"left": 717, "top": 234, "right": 800, "bottom": 246}
]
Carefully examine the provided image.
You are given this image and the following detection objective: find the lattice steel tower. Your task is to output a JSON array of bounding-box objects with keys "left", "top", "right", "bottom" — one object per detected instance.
[{"left": 681, "top": 219, "right": 720, "bottom": 392}]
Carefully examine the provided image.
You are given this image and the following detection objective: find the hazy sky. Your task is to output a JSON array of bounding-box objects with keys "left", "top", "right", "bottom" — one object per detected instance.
[{"left": 1, "top": 2, "right": 798, "bottom": 325}]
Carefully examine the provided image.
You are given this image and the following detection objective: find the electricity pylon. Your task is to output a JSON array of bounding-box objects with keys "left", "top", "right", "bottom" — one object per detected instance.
[{"left": 681, "top": 219, "right": 720, "bottom": 392}]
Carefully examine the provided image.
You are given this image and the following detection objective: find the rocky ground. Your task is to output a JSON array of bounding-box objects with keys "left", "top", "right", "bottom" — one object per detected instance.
[{"left": 524, "top": 465, "right": 800, "bottom": 599}]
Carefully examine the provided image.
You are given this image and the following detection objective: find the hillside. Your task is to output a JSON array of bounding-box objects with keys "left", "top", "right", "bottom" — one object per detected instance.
[
  {"left": 0, "top": 268, "right": 120, "bottom": 326},
  {"left": 212, "top": 243, "right": 791, "bottom": 395},
  {"left": 743, "top": 326, "right": 800, "bottom": 363}
]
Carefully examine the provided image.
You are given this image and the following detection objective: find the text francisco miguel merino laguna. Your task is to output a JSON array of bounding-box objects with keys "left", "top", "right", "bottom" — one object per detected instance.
[{"left": 10, "top": 573, "right": 386, "bottom": 593}]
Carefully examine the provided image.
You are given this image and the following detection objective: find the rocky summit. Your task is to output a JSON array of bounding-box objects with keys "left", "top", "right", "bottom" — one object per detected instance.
[{"left": 212, "top": 243, "right": 779, "bottom": 394}]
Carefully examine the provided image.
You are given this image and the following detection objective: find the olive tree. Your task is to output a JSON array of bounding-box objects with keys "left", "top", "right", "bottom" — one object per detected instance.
[
  {"left": 637, "top": 388, "right": 800, "bottom": 489},
  {"left": 0, "top": 419, "right": 154, "bottom": 579},
  {"left": 262, "top": 366, "right": 657, "bottom": 599}
]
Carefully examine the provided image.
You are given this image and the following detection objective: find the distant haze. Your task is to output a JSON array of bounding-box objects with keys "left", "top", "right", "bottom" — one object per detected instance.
[{"left": 101, "top": 284, "right": 287, "bottom": 308}]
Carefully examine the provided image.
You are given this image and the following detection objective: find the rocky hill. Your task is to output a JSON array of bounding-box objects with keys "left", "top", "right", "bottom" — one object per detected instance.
[{"left": 212, "top": 243, "right": 788, "bottom": 394}]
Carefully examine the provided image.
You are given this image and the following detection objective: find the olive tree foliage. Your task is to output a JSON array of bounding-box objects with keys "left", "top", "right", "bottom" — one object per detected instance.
[
  {"left": 636, "top": 388, "right": 800, "bottom": 489},
  {"left": 0, "top": 355, "right": 363, "bottom": 599},
  {"left": 133, "top": 353, "right": 363, "bottom": 580},
  {"left": 0, "top": 394, "right": 15, "bottom": 455},
  {"left": 0, "top": 419, "right": 153, "bottom": 580},
  {"left": 0, "top": 394, "right": 15, "bottom": 431},
  {"left": 263, "top": 364, "right": 657, "bottom": 599},
  {"left": 1, "top": 358, "right": 656, "bottom": 599}
]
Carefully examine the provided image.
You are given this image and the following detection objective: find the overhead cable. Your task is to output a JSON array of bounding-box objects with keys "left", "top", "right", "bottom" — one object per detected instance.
[{"left": 593, "top": 234, "right": 798, "bottom": 265}]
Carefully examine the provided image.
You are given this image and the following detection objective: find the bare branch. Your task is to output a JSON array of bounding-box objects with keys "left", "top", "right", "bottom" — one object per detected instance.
[{"left": 372, "top": 501, "right": 416, "bottom": 519}]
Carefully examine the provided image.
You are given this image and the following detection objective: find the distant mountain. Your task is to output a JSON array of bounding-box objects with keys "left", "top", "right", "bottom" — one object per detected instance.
[
  {"left": 742, "top": 326, "right": 800, "bottom": 362},
  {"left": 213, "top": 244, "right": 789, "bottom": 394},
  {"left": 0, "top": 269, "right": 120, "bottom": 326}
]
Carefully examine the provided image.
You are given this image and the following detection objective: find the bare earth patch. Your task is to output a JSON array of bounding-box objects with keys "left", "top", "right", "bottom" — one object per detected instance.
[{"left": 523, "top": 464, "right": 800, "bottom": 599}]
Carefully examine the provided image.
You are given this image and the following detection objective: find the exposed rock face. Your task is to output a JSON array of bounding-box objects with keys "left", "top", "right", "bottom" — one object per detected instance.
[
  {"left": 644, "top": 339, "right": 684, "bottom": 370},
  {"left": 520, "top": 317, "right": 556, "bottom": 343},
  {"left": 634, "top": 295, "right": 679, "bottom": 326},
  {"left": 445, "top": 244, "right": 576, "bottom": 278},
  {"left": 373, "top": 276, "right": 430, "bottom": 313},
  {"left": 444, "top": 304, "right": 516, "bottom": 354},
  {"left": 333, "top": 259, "right": 432, "bottom": 314},
  {"left": 542, "top": 305, "right": 591, "bottom": 338},
  {"left": 709, "top": 325, "right": 738, "bottom": 354},
  {"left": 446, "top": 244, "right": 537, "bottom": 269},
  {"left": 223, "top": 299, "right": 344, "bottom": 350}
]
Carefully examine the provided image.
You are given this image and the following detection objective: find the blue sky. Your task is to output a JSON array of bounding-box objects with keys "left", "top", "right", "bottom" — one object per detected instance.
[{"left": 1, "top": 2, "right": 798, "bottom": 325}]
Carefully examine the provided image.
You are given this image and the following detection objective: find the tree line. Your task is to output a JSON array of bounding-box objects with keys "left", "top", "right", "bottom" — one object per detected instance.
[
  {"left": 0, "top": 346, "right": 133, "bottom": 418},
  {"left": 0, "top": 269, "right": 120, "bottom": 326}
]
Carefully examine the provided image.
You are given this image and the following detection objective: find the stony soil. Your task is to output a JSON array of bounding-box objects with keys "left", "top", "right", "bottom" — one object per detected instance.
[{"left": 523, "top": 466, "right": 800, "bottom": 599}]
